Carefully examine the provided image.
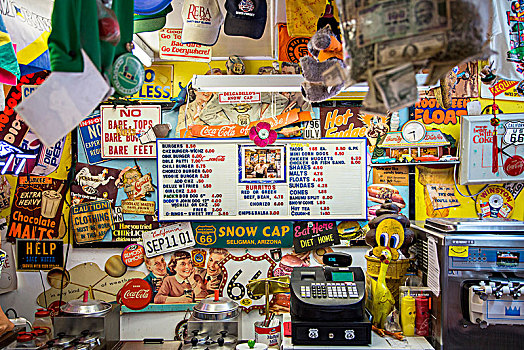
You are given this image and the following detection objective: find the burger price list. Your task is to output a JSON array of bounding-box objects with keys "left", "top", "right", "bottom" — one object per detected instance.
[
  {"left": 288, "top": 143, "right": 364, "bottom": 217},
  {"left": 159, "top": 142, "right": 237, "bottom": 217}
]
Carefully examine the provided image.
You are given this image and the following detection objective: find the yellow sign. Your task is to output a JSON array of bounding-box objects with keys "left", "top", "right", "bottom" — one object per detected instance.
[
  {"left": 130, "top": 65, "right": 173, "bottom": 102},
  {"left": 475, "top": 186, "right": 515, "bottom": 219},
  {"left": 449, "top": 246, "right": 469, "bottom": 258}
]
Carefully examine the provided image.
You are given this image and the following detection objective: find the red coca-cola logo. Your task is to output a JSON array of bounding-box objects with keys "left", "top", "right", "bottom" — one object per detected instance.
[
  {"left": 504, "top": 155, "right": 524, "bottom": 176},
  {"left": 121, "top": 244, "right": 145, "bottom": 267},
  {"left": 119, "top": 279, "right": 152, "bottom": 310}
]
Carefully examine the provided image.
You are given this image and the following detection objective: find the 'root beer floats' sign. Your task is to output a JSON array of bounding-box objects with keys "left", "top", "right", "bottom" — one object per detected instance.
[
  {"left": 101, "top": 105, "right": 161, "bottom": 158},
  {"left": 7, "top": 176, "right": 67, "bottom": 242}
]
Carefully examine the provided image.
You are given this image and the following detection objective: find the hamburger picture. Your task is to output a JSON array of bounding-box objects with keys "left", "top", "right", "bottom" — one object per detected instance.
[
  {"left": 273, "top": 254, "right": 308, "bottom": 276},
  {"left": 337, "top": 221, "right": 363, "bottom": 240}
]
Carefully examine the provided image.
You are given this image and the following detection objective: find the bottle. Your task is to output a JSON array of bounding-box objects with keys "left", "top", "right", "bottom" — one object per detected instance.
[
  {"left": 401, "top": 296, "right": 416, "bottom": 336},
  {"left": 33, "top": 309, "right": 53, "bottom": 342}
]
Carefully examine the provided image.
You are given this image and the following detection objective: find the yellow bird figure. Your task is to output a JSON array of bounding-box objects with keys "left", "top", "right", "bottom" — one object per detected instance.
[{"left": 370, "top": 248, "right": 395, "bottom": 329}]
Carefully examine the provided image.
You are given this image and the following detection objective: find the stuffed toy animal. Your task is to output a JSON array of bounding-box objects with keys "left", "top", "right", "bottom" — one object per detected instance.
[
  {"left": 365, "top": 201, "right": 415, "bottom": 260},
  {"left": 300, "top": 25, "right": 346, "bottom": 102}
]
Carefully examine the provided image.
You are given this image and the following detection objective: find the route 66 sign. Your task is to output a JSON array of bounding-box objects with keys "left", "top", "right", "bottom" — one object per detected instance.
[
  {"left": 193, "top": 225, "right": 217, "bottom": 246},
  {"left": 503, "top": 121, "right": 524, "bottom": 145},
  {"left": 218, "top": 253, "right": 276, "bottom": 312}
]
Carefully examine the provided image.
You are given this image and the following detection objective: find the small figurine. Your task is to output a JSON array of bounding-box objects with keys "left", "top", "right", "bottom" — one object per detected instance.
[
  {"left": 370, "top": 248, "right": 396, "bottom": 328},
  {"left": 226, "top": 55, "right": 245, "bottom": 75}
]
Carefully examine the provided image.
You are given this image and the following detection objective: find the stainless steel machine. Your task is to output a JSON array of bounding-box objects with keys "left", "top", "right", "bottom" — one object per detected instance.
[{"left": 413, "top": 218, "right": 524, "bottom": 350}]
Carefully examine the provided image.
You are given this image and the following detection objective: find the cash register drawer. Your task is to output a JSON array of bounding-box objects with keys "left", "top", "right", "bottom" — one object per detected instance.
[{"left": 291, "top": 317, "right": 372, "bottom": 346}]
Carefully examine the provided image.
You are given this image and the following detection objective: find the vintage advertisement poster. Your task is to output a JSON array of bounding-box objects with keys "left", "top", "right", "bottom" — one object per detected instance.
[
  {"left": 426, "top": 184, "right": 460, "bottom": 210},
  {"left": 192, "top": 222, "right": 293, "bottom": 248},
  {"left": 158, "top": 29, "right": 212, "bottom": 62},
  {"left": 157, "top": 139, "right": 367, "bottom": 220},
  {"left": 16, "top": 239, "right": 63, "bottom": 271},
  {"left": 101, "top": 105, "right": 162, "bottom": 158},
  {"left": 7, "top": 176, "right": 67, "bottom": 242},
  {"left": 112, "top": 221, "right": 160, "bottom": 242},
  {"left": 71, "top": 200, "right": 114, "bottom": 244},
  {"left": 320, "top": 106, "right": 368, "bottom": 139},
  {"left": 71, "top": 163, "right": 120, "bottom": 207},
  {"left": 79, "top": 112, "right": 105, "bottom": 165}
]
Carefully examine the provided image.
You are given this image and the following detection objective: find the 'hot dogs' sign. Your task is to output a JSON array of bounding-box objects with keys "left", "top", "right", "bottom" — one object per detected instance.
[{"left": 101, "top": 105, "right": 161, "bottom": 158}]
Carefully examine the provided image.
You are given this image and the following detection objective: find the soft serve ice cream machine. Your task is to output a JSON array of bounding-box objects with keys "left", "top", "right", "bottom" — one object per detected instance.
[{"left": 413, "top": 218, "right": 524, "bottom": 350}]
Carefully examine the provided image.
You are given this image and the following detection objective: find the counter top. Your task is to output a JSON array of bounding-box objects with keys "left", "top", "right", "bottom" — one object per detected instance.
[
  {"left": 120, "top": 341, "right": 182, "bottom": 350},
  {"left": 281, "top": 335, "right": 434, "bottom": 350}
]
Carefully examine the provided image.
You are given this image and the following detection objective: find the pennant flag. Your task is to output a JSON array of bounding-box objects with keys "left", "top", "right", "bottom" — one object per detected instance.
[
  {"left": 2, "top": 0, "right": 52, "bottom": 75},
  {"left": 0, "top": 16, "right": 20, "bottom": 85},
  {"left": 285, "top": 0, "right": 340, "bottom": 37},
  {"left": 278, "top": 24, "right": 310, "bottom": 64}
]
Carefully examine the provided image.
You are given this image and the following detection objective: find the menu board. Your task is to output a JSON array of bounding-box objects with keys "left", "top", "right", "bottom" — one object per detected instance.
[{"left": 157, "top": 139, "right": 367, "bottom": 220}]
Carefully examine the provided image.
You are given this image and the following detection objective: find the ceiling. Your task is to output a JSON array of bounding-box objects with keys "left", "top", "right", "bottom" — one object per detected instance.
[{"left": 136, "top": 0, "right": 288, "bottom": 60}]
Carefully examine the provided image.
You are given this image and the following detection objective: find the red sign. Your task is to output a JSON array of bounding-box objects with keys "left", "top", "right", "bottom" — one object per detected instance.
[
  {"left": 504, "top": 155, "right": 524, "bottom": 176},
  {"left": 121, "top": 244, "right": 145, "bottom": 267},
  {"left": 0, "top": 71, "right": 48, "bottom": 146},
  {"left": 489, "top": 80, "right": 519, "bottom": 97},
  {"left": 119, "top": 278, "right": 152, "bottom": 310}
]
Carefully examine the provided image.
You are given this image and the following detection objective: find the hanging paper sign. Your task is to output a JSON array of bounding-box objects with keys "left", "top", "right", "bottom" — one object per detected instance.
[
  {"left": 7, "top": 176, "right": 66, "bottom": 242},
  {"left": 71, "top": 200, "right": 114, "bottom": 244},
  {"left": 31, "top": 136, "right": 66, "bottom": 176},
  {"left": 192, "top": 222, "right": 293, "bottom": 248},
  {"left": 0, "top": 71, "right": 48, "bottom": 146},
  {"left": 16, "top": 239, "right": 63, "bottom": 271},
  {"left": 143, "top": 222, "right": 195, "bottom": 258},
  {"left": 218, "top": 253, "right": 276, "bottom": 312},
  {"left": 131, "top": 65, "right": 174, "bottom": 102},
  {"left": 218, "top": 92, "right": 261, "bottom": 104},
  {"left": 157, "top": 139, "right": 367, "bottom": 220},
  {"left": 426, "top": 184, "right": 460, "bottom": 210},
  {"left": 101, "top": 105, "right": 161, "bottom": 158},
  {"left": 121, "top": 244, "right": 145, "bottom": 267},
  {"left": 476, "top": 186, "right": 515, "bottom": 219},
  {"left": 119, "top": 278, "right": 152, "bottom": 310},
  {"left": 121, "top": 200, "right": 156, "bottom": 215},
  {"left": 71, "top": 163, "right": 120, "bottom": 207},
  {"left": 292, "top": 221, "right": 340, "bottom": 253},
  {"left": 112, "top": 221, "right": 160, "bottom": 242},
  {"left": 158, "top": 28, "right": 212, "bottom": 62},
  {"left": 79, "top": 113, "right": 105, "bottom": 165},
  {"left": 185, "top": 110, "right": 312, "bottom": 138}
]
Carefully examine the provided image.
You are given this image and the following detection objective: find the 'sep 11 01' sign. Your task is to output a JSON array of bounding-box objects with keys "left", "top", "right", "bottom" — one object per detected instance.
[{"left": 142, "top": 222, "right": 196, "bottom": 258}]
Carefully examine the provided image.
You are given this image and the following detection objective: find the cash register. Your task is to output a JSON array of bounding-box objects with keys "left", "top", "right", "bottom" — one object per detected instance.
[{"left": 290, "top": 252, "right": 371, "bottom": 346}]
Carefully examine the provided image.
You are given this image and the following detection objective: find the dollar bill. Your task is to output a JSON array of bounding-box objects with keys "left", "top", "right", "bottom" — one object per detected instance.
[
  {"left": 356, "top": 0, "right": 450, "bottom": 47},
  {"left": 375, "top": 32, "right": 447, "bottom": 67},
  {"left": 322, "top": 63, "right": 351, "bottom": 87},
  {"left": 362, "top": 71, "right": 389, "bottom": 115},
  {"left": 373, "top": 63, "right": 419, "bottom": 111}
]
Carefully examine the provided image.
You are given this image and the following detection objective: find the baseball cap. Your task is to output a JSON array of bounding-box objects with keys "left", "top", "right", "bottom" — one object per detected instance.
[
  {"left": 134, "top": 5, "right": 173, "bottom": 33},
  {"left": 181, "top": 0, "right": 224, "bottom": 46},
  {"left": 224, "top": 0, "right": 267, "bottom": 39},
  {"left": 135, "top": 0, "right": 172, "bottom": 15}
]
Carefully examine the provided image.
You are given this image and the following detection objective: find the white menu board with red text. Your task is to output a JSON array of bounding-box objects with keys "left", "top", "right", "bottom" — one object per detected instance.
[{"left": 157, "top": 139, "right": 367, "bottom": 220}]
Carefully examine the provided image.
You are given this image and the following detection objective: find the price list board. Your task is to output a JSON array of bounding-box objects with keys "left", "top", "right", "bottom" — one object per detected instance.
[{"left": 157, "top": 139, "right": 367, "bottom": 220}]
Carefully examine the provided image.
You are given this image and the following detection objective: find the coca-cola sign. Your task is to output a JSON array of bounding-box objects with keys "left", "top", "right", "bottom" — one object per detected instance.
[
  {"left": 121, "top": 244, "right": 145, "bottom": 267},
  {"left": 119, "top": 279, "right": 152, "bottom": 310},
  {"left": 504, "top": 155, "right": 524, "bottom": 177}
]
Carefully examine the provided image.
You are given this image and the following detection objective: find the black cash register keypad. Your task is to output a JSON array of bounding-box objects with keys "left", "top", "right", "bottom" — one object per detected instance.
[{"left": 300, "top": 282, "right": 359, "bottom": 299}]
